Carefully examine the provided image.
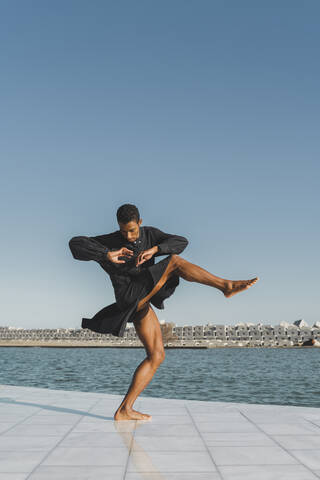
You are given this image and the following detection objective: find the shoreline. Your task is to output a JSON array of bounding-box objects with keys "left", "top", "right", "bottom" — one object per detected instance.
[{"left": 0, "top": 340, "right": 314, "bottom": 349}]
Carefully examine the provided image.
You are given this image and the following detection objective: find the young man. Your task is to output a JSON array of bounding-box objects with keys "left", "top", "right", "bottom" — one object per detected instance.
[{"left": 69, "top": 204, "right": 258, "bottom": 421}]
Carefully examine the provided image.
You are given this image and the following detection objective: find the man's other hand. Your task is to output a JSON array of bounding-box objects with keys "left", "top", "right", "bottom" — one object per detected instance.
[
  {"left": 107, "top": 247, "right": 134, "bottom": 264},
  {"left": 136, "top": 247, "right": 157, "bottom": 267}
]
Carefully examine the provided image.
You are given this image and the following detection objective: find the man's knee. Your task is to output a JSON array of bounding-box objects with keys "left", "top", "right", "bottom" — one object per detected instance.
[
  {"left": 171, "top": 254, "right": 184, "bottom": 270},
  {"left": 171, "top": 253, "right": 181, "bottom": 265},
  {"left": 149, "top": 349, "right": 165, "bottom": 368}
]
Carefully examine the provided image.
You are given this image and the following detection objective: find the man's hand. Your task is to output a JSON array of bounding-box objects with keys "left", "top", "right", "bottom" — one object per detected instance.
[
  {"left": 136, "top": 247, "right": 158, "bottom": 267},
  {"left": 107, "top": 247, "right": 134, "bottom": 264}
]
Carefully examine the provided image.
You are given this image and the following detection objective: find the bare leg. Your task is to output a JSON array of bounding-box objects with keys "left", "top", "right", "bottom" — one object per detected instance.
[
  {"left": 173, "top": 255, "right": 259, "bottom": 297},
  {"left": 136, "top": 255, "right": 259, "bottom": 312},
  {"left": 114, "top": 304, "right": 165, "bottom": 421}
]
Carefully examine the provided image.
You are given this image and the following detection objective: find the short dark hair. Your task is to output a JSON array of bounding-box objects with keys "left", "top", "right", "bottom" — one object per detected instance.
[{"left": 116, "top": 204, "right": 140, "bottom": 224}]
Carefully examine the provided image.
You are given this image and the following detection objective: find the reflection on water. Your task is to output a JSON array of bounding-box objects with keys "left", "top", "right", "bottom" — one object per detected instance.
[{"left": 1, "top": 346, "right": 319, "bottom": 407}]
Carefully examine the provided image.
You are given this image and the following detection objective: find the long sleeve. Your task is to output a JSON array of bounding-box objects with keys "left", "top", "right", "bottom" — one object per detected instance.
[
  {"left": 148, "top": 226, "right": 188, "bottom": 256},
  {"left": 69, "top": 236, "right": 109, "bottom": 263}
]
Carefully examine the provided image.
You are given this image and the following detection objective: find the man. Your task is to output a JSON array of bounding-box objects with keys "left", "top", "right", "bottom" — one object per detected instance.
[{"left": 69, "top": 203, "right": 258, "bottom": 421}]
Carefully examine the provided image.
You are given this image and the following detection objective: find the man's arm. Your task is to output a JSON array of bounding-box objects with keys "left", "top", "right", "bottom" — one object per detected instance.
[
  {"left": 147, "top": 226, "right": 189, "bottom": 256},
  {"left": 68, "top": 235, "right": 109, "bottom": 263}
]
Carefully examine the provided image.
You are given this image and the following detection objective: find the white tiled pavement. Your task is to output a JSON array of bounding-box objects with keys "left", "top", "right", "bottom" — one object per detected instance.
[{"left": 1, "top": 384, "right": 320, "bottom": 479}]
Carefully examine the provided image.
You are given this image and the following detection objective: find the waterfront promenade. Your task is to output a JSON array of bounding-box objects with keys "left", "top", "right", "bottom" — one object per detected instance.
[{"left": 1, "top": 384, "right": 320, "bottom": 479}]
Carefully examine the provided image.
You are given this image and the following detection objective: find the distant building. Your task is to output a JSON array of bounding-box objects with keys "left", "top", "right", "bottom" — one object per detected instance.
[
  {"left": 294, "top": 319, "right": 308, "bottom": 328},
  {"left": 0, "top": 318, "right": 319, "bottom": 347}
]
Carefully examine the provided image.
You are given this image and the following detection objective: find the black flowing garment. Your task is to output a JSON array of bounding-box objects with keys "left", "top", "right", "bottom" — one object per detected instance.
[{"left": 68, "top": 226, "right": 188, "bottom": 337}]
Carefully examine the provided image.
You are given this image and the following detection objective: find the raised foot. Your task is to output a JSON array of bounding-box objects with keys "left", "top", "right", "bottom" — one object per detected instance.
[
  {"left": 223, "top": 277, "right": 259, "bottom": 298},
  {"left": 114, "top": 407, "right": 152, "bottom": 421}
]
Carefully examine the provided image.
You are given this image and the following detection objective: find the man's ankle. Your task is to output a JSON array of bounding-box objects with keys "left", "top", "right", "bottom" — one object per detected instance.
[{"left": 120, "top": 404, "right": 132, "bottom": 413}]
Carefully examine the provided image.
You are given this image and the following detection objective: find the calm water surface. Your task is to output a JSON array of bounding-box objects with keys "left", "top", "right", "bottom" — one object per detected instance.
[{"left": 0, "top": 347, "right": 319, "bottom": 408}]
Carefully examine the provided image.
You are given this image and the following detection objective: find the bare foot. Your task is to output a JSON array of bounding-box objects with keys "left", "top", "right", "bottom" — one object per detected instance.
[
  {"left": 223, "top": 277, "right": 259, "bottom": 298},
  {"left": 114, "top": 406, "right": 152, "bottom": 421}
]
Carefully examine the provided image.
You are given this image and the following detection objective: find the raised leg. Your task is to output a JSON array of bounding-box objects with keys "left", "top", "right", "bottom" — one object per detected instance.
[
  {"left": 172, "top": 255, "right": 259, "bottom": 297},
  {"left": 136, "top": 254, "right": 259, "bottom": 312},
  {"left": 114, "top": 304, "right": 165, "bottom": 421}
]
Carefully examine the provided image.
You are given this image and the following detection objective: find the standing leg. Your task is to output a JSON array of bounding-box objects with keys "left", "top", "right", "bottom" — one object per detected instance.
[{"left": 114, "top": 304, "right": 165, "bottom": 421}]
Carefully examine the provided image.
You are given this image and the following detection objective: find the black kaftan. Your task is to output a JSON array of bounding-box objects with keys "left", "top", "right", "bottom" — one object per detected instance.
[{"left": 68, "top": 226, "right": 188, "bottom": 337}]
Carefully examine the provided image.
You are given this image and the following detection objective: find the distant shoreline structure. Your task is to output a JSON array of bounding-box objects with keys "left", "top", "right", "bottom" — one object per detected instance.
[{"left": 1, "top": 318, "right": 319, "bottom": 349}]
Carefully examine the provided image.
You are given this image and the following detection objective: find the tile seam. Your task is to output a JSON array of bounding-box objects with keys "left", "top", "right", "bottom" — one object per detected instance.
[
  {"left": 24, "top": 395, "right": 104, "bottom": 480},
  {"left": 0, "top": 407, "right": 43, "bottom": 436},
  {"left": 122, "top": 419, "right": 138, "bottom": 480},
  {"left": 239, "top": 409, "right": 320, "bottom": 479},
  {"left": 185, "top": 403, "right": 224, "bottom": 480}
]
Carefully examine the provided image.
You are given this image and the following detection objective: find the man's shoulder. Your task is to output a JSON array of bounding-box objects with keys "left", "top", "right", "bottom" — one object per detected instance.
[
  {"left": 142, "top": 225, "right": 161, "bottom": 234},
  {"left": 91, "top": 230, "right": 121, "bottom": 246},
  {"left": 143, "top": 225, "right": 160, "bottom": 231}
]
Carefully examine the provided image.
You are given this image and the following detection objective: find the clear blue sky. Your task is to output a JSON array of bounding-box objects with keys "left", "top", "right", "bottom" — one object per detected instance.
[{"left": 1, "top": 1, "right": 319, "bottom": 329}]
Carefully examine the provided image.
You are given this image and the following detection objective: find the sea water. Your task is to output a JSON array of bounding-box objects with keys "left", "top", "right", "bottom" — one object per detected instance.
[{"left": 0, "top": 347, "right": 319, "bottom": 407}]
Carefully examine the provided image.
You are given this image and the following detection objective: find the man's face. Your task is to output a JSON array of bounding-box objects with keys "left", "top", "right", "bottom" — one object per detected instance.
[{"left": 118, "top": 219, "right": 142, "bottom": 243}]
